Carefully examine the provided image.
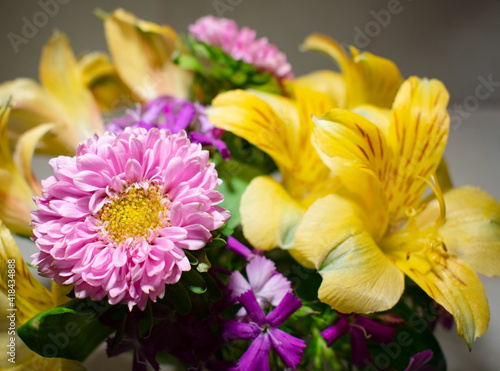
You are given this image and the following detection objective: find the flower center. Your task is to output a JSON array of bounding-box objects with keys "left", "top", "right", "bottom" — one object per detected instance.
[{"left": 98, "top": 184, "right": 171, "bottom": 243}]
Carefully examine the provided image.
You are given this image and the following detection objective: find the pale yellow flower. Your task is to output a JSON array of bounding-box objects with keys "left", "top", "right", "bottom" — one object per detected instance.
[
  {"left": 100, "top": 8, "right": 193, "bottom": 102},
  {"left": 0, "top": 221, "right": 83, "bottom": 370},
  {"left": 292, "top": 77, "right": 500, "bottom": 347},
  {"left": 0, "top": 31, "right": 104, "bottom": 156}
]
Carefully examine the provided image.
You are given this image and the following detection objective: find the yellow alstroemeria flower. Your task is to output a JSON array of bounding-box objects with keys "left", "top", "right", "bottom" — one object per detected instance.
[
  {"left": 209, "top": 82, "right": 339, "bottom": 249},
  {"left": 0, "top": 31, "right": 104, "bottom": 156},
  {"left": 0, "top": 221, "right": 84, "bottom": 370},
  {"left": 100, "top": 8, "right": 193, "bottom": 102},
  {"left": 292, "top": 76, "right": 500, "bottom": 347},
  {"left": 0, "top": 102, "right": 57, "bottom": 236},
  {"left": 296, "top": 33, "right": 403, "bottom": 109}
]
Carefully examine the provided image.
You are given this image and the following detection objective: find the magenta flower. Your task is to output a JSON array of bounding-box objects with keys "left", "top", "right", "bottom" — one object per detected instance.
[
  {"left": 189, "top": 16, "right": 293, "bottom": 81},
  {"left": 107, "top": 95, "right": 230, "bottom": 160},
  {"left": 31, "top": 128, "right": 230, "bottom": 310},
  {"left": 321, "top": 312, "right": 400, "bottom": 366},
  {"left": 405, "top": 350, "right": 434, "bottom": 371},
  {"left": 227, "top": 255, "right": 291, "bottom": 319},
  {"left": 222, "top": 291, "right": 305, "bottom": 371}
]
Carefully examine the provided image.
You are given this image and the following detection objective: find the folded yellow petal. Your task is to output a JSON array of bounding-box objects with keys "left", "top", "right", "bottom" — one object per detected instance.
[
  {"left": 78, "top": 51, "right": 133, "bottom": 111},
  {"left": 13, "top": 123, "right": 57, "bottom": 195},
  {"left": 293, "top": 194, "right": 404, "bottom": 312},
  {"left": 301, "top": 33, "right": 403, "bottom": 109},
  {"left": 0, "top": 79, "right": 71, "bottom": 154},
  {"left": 416, "top": 186, "right": 500, "bottom": 277},
  {"left": 0, "top": 221, "right": 52, "bottom": 325},
  {"left": 103, "top": 8, "right": 192, "bottom": 101},
  {"left": 347, "top": 47, "right": 403, "bottom": 109},
  {"left": 0, "top": 104, "right": 38, "bottom": 235},
  {"left": 209, "top": 90, "right": 295, "bottom": 173},
  {"left": 240, "top": 176, "right": 304, "bottom": 250}
]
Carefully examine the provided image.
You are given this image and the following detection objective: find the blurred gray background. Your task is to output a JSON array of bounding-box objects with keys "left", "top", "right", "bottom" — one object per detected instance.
[{"left": 1, "top": 1, "right": 499, "bottom": 370}]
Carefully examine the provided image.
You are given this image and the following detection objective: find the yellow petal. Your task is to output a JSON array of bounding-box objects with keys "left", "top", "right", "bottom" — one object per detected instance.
[
  {"left": 40, "top": 31, "right": 104, "bottom": 142},
  {"left": 78, "top": 52, "right": 134, "bottom": 111},
  {"left": 300, "top": 34, "right": 349, "bottom": 74},
  {"left": 393, "top": 248, "right": 489, "bottom": 348},
  {"left": 291, "top": 194, "right": 404, "bottom": 312},
  {"left": 0, "top": 104, "right": 37, "bottom": 235},
  {"left": 51, "top": 281, "right": 73, "bottom": 307},
  {"left": 416, "top": 186, "right": 500, "bottom": 277},
  {"left": 352, "top": 104, "right": 391, "bottom": 137},
  {"left": 209, "top": 90, "right": 295, "bottom": 173},
  {"left": 0, "top": 79, "right": 74, "bottom": 155},
  {"left": 13, "top": 123, "right": 57, "bottom": 195},
  {"left": 210, "top": 88, "right": 335, "bottom": 201},
  {"left": 301, "top": 34, "right": 403, "bottom": 108},
  {"left": 312, "top": 109, "right": 389, "bottom": 238},
  {"left": 103, "top": 8, "right": 192, "bottom": 100},
  {"left": 346, "top": 47, "right": 403, "bottom": 109},
  {"left": 240, "top": 176, "right": 304, "bottom": 250},
  {"left": 0, "top": 221, "right": 52, "bottom": 324},
  {"left": 385, "top": 77, "right": 450, "bottom": 221},
  {"left": 295, "top": 70, "right": 346, "bottom": 108},
  {"left": 283, "top": 82, "right": 337, "bottom": 198}
]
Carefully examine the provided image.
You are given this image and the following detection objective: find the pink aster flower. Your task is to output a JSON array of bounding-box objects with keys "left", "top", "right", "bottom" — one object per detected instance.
[
  {"left": 189, "top": 15, "right": 293, "bottom": 81},
  {"left": 31, "top": 128, "right": 230, "bottom": 310}
]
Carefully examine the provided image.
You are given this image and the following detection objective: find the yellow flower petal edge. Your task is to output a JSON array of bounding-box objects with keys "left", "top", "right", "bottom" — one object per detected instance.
[
  {"left": 0, "top": 31, "right": 105, "bottom": 156},
  {"left": 0, "top": 222, "right": 79, "bottom": 370},
  {"left": 40, "top": 31, "right": 104, "bottom": 144},
  {"left": 300, "top": 33, "right": 403, "bottom": 109},
  {"left": 240, "top": 176, "right": 305, "bottom": 250},
  {"left": 295, "top": 70, "right": 346, "bottom": 108},
  {"left": 78, "top": 51, "right": 134, "bottom": 112},
  {"left": 0, "top": 221, "right": 52, "bottom": 325},
  {"left": 383, "top": 224, "right": 490, "bottom": 347},
  {"left": 13, "top": 122, "right": 58, "bottom": 195},
  {"left": 0, "top": 104, "right": 41, "bottom": 235},
  {"left": 291, "top": 193, "right": 404, "bottom": 312},
  {"left": 102, "top": 8, "right": 192, "bottom": 101},
  {"left": 416, "top": 186, "right": 500, "bottom": 277}
]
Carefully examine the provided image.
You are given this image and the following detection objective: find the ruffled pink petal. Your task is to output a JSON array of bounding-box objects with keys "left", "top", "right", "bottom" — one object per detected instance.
[{"left": 31, "top": 127, "right": 230, "bottom": 310}]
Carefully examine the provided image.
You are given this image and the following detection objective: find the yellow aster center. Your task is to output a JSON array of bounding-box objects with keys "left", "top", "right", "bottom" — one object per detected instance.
[{"left": 98, "top": 185, "right": 171, "bottom": 243}]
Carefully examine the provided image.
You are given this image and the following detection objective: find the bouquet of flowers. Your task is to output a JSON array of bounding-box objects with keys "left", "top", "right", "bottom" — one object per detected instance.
[{"left": 1, "top": 8, "right": 499, "bottom": 371}]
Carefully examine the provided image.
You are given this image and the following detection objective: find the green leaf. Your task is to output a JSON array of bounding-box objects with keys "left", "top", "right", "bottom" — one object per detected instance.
[
  {"left": 177, "top": 36, "right": 282, "bottom": 104},
  {"left": 181, "top": 268, "right": 207, "bottom": 294},
  {"left": 17, "top": 298, "right": 112, "bottom": 362},
  {"left": 204, "top": 236, "right": 227, "bottom": 249},
  {"left": 184, "top": 250, "right": 198, "bottom": 266},
  {"left": 161, "top": 282, "right": 192, "bottom": 315}
]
